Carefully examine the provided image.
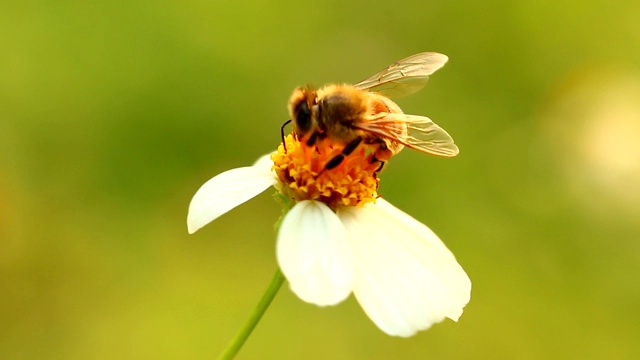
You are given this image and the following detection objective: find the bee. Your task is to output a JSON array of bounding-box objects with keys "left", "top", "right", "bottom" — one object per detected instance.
[{"left": 283, "top": 52, "right": 458, "bottom": 172}]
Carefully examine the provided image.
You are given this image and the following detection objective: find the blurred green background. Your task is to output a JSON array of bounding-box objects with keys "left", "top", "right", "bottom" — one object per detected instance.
[{"left": 2, "top": 0, "right": 639, "bottom": 359}]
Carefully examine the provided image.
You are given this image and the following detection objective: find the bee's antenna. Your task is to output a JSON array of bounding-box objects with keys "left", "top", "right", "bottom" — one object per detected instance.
[{"left": 281, "top": 119, "right": 292, "bottom": 153}]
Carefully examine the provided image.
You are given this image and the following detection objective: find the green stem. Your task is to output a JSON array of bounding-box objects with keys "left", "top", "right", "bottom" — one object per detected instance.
[{"left": 217, "top": 268, "right": 286, "bottom": 360}]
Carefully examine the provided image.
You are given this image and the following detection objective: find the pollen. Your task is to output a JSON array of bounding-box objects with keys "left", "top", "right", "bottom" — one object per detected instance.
[{"left": 271, "top": 134, "right": 380, "bottom": 209}]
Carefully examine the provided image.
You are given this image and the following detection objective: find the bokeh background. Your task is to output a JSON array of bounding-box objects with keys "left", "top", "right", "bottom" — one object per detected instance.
[{"left": 2, "top": 0, "right": 639, "bottom": 359}]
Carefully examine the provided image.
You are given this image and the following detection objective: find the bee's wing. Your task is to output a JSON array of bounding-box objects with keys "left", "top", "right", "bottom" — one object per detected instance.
[
  {"left": 353, "top": 52, "right": 448, "bottom": 98},
  {"left": 356, "top": 113, "right": 459, "bottom": 157}
]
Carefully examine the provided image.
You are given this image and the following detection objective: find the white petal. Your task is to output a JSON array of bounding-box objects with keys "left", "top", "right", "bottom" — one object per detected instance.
[
  {"left": 187, "top": 161, "right": 277, "bottom": 234},
  {"left": 252, "top": 152, "right": 276, "bottom": 171},
  {"left": 337, "top": 199, "right": 471, "bottom": 337},
  {"left": 277, "top": 200, "right": 354, "bottom": 306}
]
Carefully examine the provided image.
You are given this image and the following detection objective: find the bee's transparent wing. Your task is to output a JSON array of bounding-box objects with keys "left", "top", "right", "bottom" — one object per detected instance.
[
  {"left": 355, "top": 113, "right": 458, "bottom": 157},
  {"left": 353, "top": 52, "right": 448, "bottom": 98}
]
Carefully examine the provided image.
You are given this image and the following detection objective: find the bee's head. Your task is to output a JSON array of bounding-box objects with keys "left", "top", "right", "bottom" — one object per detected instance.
[{"left": 288, "top": 86, "right": 319, "bottom": 139}]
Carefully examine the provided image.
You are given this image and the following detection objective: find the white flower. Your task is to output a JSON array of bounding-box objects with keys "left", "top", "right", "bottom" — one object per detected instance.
[{"left": 187, "top": 147, "right": 471, "bottom": 337}]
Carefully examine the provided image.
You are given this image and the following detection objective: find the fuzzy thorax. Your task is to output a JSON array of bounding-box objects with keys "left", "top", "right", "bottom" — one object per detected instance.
[{"left": 271, "top": 134, "right": 379, "bottom": 209}]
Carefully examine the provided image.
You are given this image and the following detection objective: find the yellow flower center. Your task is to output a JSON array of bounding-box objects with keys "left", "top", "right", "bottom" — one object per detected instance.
[{"left": 271, "top": 134, "right": 380, "bottom": 209}]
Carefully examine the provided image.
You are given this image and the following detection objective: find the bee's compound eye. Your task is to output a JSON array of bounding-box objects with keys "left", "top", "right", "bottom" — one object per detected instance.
[{"left": 294, "top": 101, "right": 312, "bottom": 133}]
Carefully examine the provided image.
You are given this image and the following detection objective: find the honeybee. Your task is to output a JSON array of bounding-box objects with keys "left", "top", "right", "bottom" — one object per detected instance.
[{"left": 283, "top": 52, "right": 458, "bottom": 172}]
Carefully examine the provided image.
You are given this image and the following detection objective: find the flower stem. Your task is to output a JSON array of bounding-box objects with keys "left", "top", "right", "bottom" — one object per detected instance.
[{"left": 217, "top": 267, "right": 286, "bottom": 360}]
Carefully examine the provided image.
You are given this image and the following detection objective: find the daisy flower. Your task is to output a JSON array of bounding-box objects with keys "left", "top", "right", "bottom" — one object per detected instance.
[{"left": 187, "top": 134, "right": 471, "bottom": 337}]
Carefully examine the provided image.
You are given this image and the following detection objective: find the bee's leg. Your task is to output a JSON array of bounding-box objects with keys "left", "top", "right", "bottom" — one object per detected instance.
[
  {"left": 324, "top": 137, "right": 363, "bottom": 170},
  {"left": 305, "top": 131, "right": 319, "bottom": 147},
  {"left": 370, "top": 156, "right": 386, "bottom": 176},
  {"left": 369, "top": 139, "right": 392, "bottom": 178}
]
